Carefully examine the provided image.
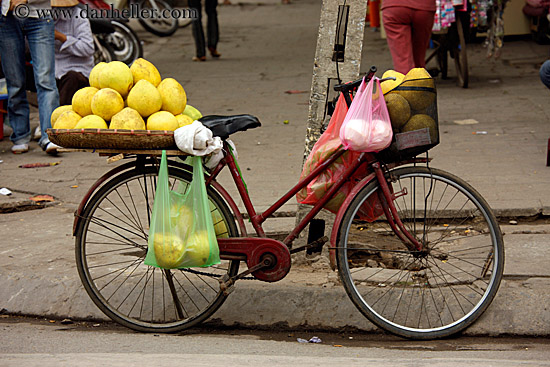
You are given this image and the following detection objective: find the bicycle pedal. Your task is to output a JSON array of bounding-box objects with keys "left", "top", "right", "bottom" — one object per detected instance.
[
  {"left": 219, "top": 274, "right": 236, "bottom": 296},
  {"left": 220, "top": 284, "right": 235, "bottom": 296}
]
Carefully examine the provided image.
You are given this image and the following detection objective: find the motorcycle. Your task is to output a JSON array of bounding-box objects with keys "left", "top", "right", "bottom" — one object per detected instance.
[
  {"left": 81, "top": 0, "right": 187, "bottom": 38},
  {"left": 523, "top": 0, "right": 550, "bottom": 44},
  {"left": 79, "top": 0, "right": 144, "bottom": 65},
  {"left": 90, "top": 18, "right": 117, "bottom": 63}
]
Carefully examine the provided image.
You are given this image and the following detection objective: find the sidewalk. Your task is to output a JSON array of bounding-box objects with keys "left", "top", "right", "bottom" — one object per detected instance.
[{"left": 1, "top": 0, "right": 549, "bottom": 336}]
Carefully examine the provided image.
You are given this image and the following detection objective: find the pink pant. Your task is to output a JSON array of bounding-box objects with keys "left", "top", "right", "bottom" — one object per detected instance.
[{"left": 382, "top": 6, "right": 435, "bottom": 74}]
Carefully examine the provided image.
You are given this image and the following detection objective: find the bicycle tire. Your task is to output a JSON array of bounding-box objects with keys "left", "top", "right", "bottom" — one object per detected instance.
[
  {"left": 454, "top": 16, "right": 469, "bottom": 88},
  {"left": 108, "top": 21, "right": 144, "bottom": 65},
  {"left": 75, "top": 164, "right": 239, "bottom": 333},
  {"left": 336, "top": 166, "right": 504, "bottom": 340},
  {"left": 138, "top": 0, "right": 178, "bottom": 37}
]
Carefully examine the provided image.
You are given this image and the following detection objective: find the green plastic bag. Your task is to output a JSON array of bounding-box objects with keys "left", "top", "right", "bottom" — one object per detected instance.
[{"left": 145, "top": 151, "right": 220, "bottom": 269}]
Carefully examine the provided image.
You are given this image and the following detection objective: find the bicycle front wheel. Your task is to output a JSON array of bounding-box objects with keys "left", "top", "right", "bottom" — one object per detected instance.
[
  {"left": 75, "top": 164, "right": 239, "bottom": 333},
  {"left": 336, "top": 166, "right": 504, "bottom": 339}
]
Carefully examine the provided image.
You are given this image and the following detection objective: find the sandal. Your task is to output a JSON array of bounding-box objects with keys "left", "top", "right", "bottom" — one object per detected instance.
[{"left": 192, "top": 56, "right": 206, "bottom": 62}]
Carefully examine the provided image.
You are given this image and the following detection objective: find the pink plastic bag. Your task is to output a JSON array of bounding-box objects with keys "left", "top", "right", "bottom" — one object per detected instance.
[{"left": 339, "top": 77, "right": 393, "bottom": 152}]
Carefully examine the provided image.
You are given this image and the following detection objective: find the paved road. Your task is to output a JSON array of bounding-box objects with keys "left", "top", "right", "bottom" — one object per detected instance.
[{"left": 1, "top": 317, "right": 549, "bottom": 366}]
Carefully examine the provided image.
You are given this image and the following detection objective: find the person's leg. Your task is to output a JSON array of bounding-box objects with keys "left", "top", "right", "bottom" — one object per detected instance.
[
  {"left": 540, "top": 60, "right": 550, "bottom": 89},
  {"left": 411, "top": 9, "right": 435, "bottom": 69},
  {"left": 58, "top": 71, "right": 89, "bottom": 106},
  {"left": 382, "top": 6, "right": 414, "bottom": 74},
  {"left": 26, "top": 16, "right": 59, "bottom": 149},
  {"left": 205, "top": 0, "right": 219, "bottom": 54},
  {"left": 0, "top": 15, "right": 32, "bottom": 147},
  {"left": 189, "top": 0, "right": 206, "bottom": 60}
]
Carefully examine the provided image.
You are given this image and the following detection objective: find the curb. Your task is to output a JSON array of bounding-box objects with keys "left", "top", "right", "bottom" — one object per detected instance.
[{"left": 1, "top": 270, "right": 549, "bottom": 336}]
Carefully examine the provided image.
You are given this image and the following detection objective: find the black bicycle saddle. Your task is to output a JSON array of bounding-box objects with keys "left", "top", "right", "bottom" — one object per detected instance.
[{"left": 200, "top": 114, "right": 261, "bottom": 140}]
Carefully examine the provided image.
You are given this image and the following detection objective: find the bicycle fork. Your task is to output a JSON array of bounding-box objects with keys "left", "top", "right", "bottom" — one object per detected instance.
[{"left": 371, "top": 162, "right": 424, "bottom": 253}]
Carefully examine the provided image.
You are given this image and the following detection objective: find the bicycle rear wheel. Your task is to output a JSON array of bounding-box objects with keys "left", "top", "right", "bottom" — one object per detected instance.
[
  {"left": 336, "top": 166, "right": 504, "bottom": 339},
  {"left": 75, "top": 164, "right": 239, "bottom": 333}
]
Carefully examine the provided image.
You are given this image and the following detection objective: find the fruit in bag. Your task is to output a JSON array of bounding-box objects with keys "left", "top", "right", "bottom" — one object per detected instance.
[
  {"left": 401, "top": 114, "right": 438, "bottom": 143},
  {"left": 153, "top": 232, "right": 186, "bottom": 268},
  {"left": 381, "top": 70, "right": 405, "bottom": 94},
  {"left": 341, "top": 118, "right": 392, "bottom": 152},
  {"left": 209, "top": 201, "right": 229, "bottom": 238},
  {"left": 185, "top": 230, "right": 211, "bottom": 265},
  {"left": 384, "top": 93, "right": 411, "bottom": 130},
  {"left": 390, "top": 68, "right": 435, "bottom": 111}
]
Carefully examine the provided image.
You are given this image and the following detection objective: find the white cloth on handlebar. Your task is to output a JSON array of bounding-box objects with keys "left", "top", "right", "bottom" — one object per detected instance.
[
  {"left": 204, "top": 139, "right": 237, "bottom": 169},
  {"left": 174, "top": 120, "right": 223, "bottom": 156}
]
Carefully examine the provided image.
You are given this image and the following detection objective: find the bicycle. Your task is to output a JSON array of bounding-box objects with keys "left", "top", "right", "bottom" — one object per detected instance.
[
  {"left": 67, "top": 67, "right": 504, "bottom": 340},
  {"left": 426, "top": 10, "right": 469, "bottom": 88}
]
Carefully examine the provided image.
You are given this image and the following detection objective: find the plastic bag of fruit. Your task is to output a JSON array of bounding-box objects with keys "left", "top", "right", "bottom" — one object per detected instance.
[
  {"left": 339, "top": 76, "right": 393, "bottom": 153},
  {"left": 145, "top": 151, "right": 220, "bottom": 269},
  {"left": 296, "top": 94, "right": 369, "bottom": 213}
]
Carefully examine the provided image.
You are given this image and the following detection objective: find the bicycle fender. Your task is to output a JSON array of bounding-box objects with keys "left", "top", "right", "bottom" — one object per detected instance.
[{"left": 329, "top": 172, "right": 376, "bottom": 270}]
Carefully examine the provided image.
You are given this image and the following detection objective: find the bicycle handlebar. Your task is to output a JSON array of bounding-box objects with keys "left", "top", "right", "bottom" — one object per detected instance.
[{"left": 333, "top": 66, "right": 377, "bottom": 93}]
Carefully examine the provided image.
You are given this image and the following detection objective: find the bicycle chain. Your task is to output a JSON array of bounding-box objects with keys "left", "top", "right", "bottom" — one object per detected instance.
[{"left": 180, "top": 267, "right": 257, "bottom": 280}]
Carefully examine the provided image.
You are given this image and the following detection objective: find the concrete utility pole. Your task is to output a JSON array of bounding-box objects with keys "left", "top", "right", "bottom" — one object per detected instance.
[
  {"left": 303, "top": 0, "right": 368, "bottom": 158},
  {"left": 296, "top": 0, "right": 368, "bottom": 254}
]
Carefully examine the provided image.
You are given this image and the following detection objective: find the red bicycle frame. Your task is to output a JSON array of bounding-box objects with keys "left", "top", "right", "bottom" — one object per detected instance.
[{"left": 206, "top": 141, "right": 424, "bottom": 256}]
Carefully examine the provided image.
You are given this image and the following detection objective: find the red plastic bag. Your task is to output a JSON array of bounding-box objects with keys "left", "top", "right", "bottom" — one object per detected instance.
[
  {"left": 339, "top": 77, "right": 393, "bottom": 152},
  {"left": 297, "top": 95, "right": 368, "bottom": 213}
]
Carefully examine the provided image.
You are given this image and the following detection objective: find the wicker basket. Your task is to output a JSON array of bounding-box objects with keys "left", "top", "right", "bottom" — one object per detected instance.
[{"left": 46, "top": 129, "right": 177, "bottom": 150}]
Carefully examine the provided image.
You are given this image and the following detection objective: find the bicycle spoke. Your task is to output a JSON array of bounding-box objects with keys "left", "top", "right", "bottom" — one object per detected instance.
[
  {"left": 337, "top": 167, "right": 503, "bottom": 339},
  {"left": 76, "top": 166, "right": 239, "bottom": 332}
]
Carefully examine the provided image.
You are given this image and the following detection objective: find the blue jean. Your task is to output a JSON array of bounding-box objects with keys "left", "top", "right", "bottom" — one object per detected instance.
[
  {"left": 540, "top": 60, "right": 550, "bottom": 90},
  {"left": 0, "top": 13, "right": 59, "bottom": 148}
]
